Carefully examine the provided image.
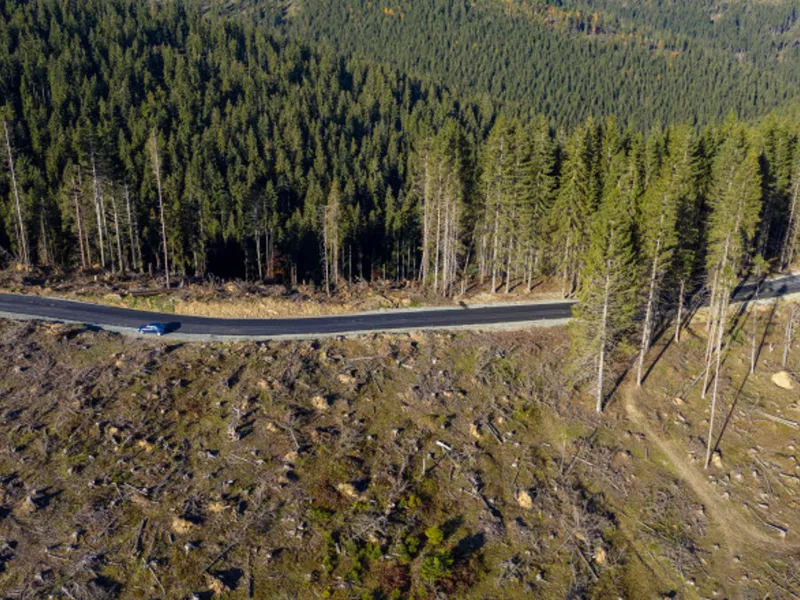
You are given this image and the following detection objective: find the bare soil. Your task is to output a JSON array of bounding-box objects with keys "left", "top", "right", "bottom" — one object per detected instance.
[{"left": 0, "top": 299, "right": 798, "bottom": 598}]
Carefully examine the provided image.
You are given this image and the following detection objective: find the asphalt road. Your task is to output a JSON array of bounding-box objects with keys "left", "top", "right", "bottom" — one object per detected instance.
[
  {"left": 0, "top": 273, "right": 797, "bottom": 339},
  {"left": 0, "top": 293, "right": 573, "bottom": 338}
]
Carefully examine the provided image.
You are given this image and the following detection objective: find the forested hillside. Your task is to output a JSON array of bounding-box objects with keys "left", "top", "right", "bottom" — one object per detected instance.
[
  {"left": 0, "top": 0, "right": 489, "bottom": 283},
  {"left": 275, "top": 0, "right": 800, "bottom": 129},
  {"left": 1, "top": 0, "right": 800, "bottom": 304}
]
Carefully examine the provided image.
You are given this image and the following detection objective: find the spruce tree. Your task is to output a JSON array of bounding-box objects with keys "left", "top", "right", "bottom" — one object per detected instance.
[
  {"left": 702, "top": 124, "right": 762, "bottom": 469},
  {"left": 636, "top": 126, "right": 697, "bottom": 386},
  {"left": 573, "top": 155, "right": 639, "bottom": 413},
  {"left": 515, "top": 115, "right": 555, "bottom": 291},
  {"left": 2, "top": 114, "right": 30, "bottom": 269},
  {"left": 551, "top": 119, "right": 600, "bottom": 297},
  {"left": 479, "top": 117, "right": 515, "bottom": 294},
  {"left": 780, "top": 154, "right": 800, "bottom": 271}
]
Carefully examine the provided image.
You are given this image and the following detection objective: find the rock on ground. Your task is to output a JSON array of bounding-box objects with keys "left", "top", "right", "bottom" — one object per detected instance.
[{"left": 771, "top": 371, "right": 795, "bottom": 390}]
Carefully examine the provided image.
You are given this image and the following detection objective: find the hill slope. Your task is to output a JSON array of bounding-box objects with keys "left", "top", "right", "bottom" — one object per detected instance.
[
  {"left": 0, "top": 308, "right": 798, "bottom": 598},
  {"left": 269, "top": 0, "right": 800, "bottom": 128}
]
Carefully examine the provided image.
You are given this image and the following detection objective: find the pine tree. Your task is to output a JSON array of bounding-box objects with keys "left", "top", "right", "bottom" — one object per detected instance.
[
  {"left": 636, "top": 126, "right": 697, "bottom": 386},
  {"left": 515, "top": 115, "right": 555, "bottom": 292},
  {"left": 322, "top": 180, "right": 342, "bottom": 295},
  {"left": 2, "top": 115, "right": 30, "bottom": 269},
  {"left": 479, "top": 117, "right": 516, "bottom": 294},
  {"left": 149, "top": 130, "right": 171, "bottom": 288},
  {"left": 551, "top": 120, "right": 600, "bottom": 297},
  {"left": 417, "top": 121, "right": 468, "bottom": 296},
  {"left": 702, "top": 124, "right": 762, "bottom": 469},
  {"left": 780, "top": 154, "right": 800, "bottom": 271},
  {"left": 573, "top": 155, "right": 639, "bottom": 413}
]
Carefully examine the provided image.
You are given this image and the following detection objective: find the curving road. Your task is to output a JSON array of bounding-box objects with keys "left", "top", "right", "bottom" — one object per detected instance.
[
  {"left": 0, "top": 273, "right": 798, "bottom": 340},
  {"left": 0, "top": 293, "right": 573, "bottom": 339}
]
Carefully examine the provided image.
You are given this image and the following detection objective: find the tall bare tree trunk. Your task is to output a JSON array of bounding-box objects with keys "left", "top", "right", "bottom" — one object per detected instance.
[
  {"left": 596, "top": 269, "right": 611, "bottom": 413},
  {"left": 100, "top": 191, "right": 113, "bottom": 272},
  {"left": 151, "top": 131, "right": 170, "bottom": 288},
  {"left": 561, "top": 231, "right": 572, "bottom": 297},
  {"left": 255, "top": 231, "right": 262, "bottom": 280},
  {"left": 3, "top": 119, "right": 29, "bottom": 269},
  {"left": 702, "top": 291, "right": 719, "bottom": 399},
  {"left": 124, "top": 184, "right": 140, "bottom": 271},
  {"left": 780, "top": 178, "right": 800, "bottom": 271},
  {"left": 112, "top": 193, "right": 124, "bottom": 273},
  {"left": 322, "top": 223, "right": 330, "bottom": 296},
  {"left": 39, "top": 213, "right": 50, "bottom": 265},
  {"left": 503, "top": 239, "right": 511, "bottom": 294},
  {"left": 479, "top": 227, "right": 487, "bottom": 284},
  {"left": 704, "top": 295, "right": 730, "bottom": 469},
  {"left": 675, "top": 278, "right": 685, "bottom": 342},
  {"left": 91, "top": 152, "right": 105, "bottom": 268},
  {"left": 703, "top": 237, "right": 731, "bottom": 398},
  {"left": 636, "top": 235, "right": 662, "bottom": 387},
  {"left": 434, "top": 187, "right": 442, "bottom": 293},
  {"left": 441, "top": 196, "right": 448, "bottom": 295},
  {"left": 420, "top": 151, "right": 431, "bottom": 284},
  {"left": 784, "top": 303, "right": 796, "bottom": 368},
  {"left": 491, "top": 203, "right": 499, "bottom": 294},
  {"left": 73, "top": 176, "right": 87, "bottom": 269},
  {"left": 333, "top": 226, "right": 339, "bottom": 288}
]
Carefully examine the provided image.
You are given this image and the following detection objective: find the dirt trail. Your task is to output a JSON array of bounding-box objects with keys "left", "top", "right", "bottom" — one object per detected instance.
[{"left": 622, "top": 387, "right": 794, "bottom": 551}]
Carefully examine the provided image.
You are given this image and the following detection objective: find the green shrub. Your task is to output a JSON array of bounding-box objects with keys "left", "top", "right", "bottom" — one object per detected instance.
[
  {"left": 420, "top": 551, "right": 453, "bottom": 582},
  {"left": 309, "top": 505, "right": 334, "bottom": 524},
  {"left": 424, "top": 525, "right": 444, "bottom": 547},
  {"left": 398, "top": 535, "right": 421, "bottom": 563}
]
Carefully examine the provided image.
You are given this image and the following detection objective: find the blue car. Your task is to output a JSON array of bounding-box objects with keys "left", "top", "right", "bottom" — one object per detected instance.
[{"left": 138, "top": 322, "right": 166, "bottom": 336}]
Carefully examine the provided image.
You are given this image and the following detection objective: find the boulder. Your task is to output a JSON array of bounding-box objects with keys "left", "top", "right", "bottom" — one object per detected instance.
[
  {"left": 771, "top": 371, "right": 795, "bottom": 390},
  {"left": 516, "top": 490, "right": 534, "bottom": 510}
]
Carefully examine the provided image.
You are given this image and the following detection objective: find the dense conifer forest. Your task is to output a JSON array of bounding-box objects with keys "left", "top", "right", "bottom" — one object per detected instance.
[
  {"left": 274, "top": 0, "right": 800, "bottom": 129},
  {"left": 1, "top": 0, "right": 799, "bottom": 301}
]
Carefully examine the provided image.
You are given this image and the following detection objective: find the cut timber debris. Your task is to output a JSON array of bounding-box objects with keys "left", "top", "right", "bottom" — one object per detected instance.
[
  {"left": 337, "top": 483, "right": 362, "bottom": 500},
  {"left": 312, "top": 395, "right": 329, "bottom": 411},
  {"left": 469, "top": 421, "right": 482, "bottom": 439},
  {"left": 13, "top": 495, "right": 36, "bottom": 517},
  {"left": 205, "top": 573, "right": 228, "bottom": 595},
  {"left": 758, "top": 411, "right": 800, "bottom": 430},
  {"left": 516, "top": 490, "right": 534, "bottom": 510},
  {"left": 435, "top": 440, "right": 452, "bottom": 452},
  {"left": 171, "top": 517, "right": 196, "bottom": 534}
]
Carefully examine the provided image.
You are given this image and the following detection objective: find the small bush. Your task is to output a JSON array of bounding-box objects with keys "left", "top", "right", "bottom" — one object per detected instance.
[
  {"left": 420, "top": 551, "right": 453, "bottom": 582},
  {"left": 424, "top": 525, "right": 444, "bottom": 547},
  {"left": 308, "top": 505, "right": 334, "bottom": 524},
  {"left": 398, "top": 535, "right": 421, "bottom": 563}
]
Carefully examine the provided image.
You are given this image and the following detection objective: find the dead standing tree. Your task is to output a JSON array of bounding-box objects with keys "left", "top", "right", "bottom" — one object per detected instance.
[
  {"left": 783, "top": 303, "right": 796, "bottom": 369},
  {"left": 701, "top": 130, "right": 761, "bottom": 470},
  {"left": 3, "top": 117, "right": 30, "bottom": 269},
  {"left": 149, "top": 130, "right": 170, "bottom": 288}
]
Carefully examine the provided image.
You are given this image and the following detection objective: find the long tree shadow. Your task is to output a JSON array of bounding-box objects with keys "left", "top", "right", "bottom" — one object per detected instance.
[
  {"left": 709, "top": 298, "right": 752, "bottom": 381},
  {"left": 603, "top": 353, "right": 640, "bottom": 411},
  {"left": 711, "top": 369, "right": 751, "bottom": 458},
  {"left": 605, "top": 307, "right": 683, "bottom": 410},
  {"left": 640, "top": 289, "right": 711, "bottom": 385},
  {"left": 754, "top": 299, "right": 779, "bottom": 370},
  {"left": 639, "top": 317, "right": 679, "bottom": 387},
  {"left": 695, "top": 280, "right": 758, "bottom": 393}
]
